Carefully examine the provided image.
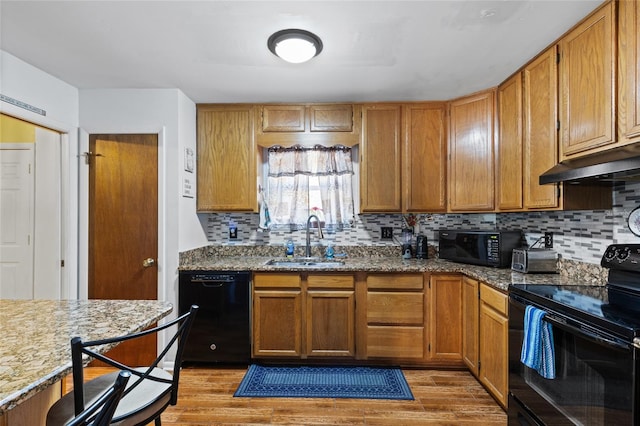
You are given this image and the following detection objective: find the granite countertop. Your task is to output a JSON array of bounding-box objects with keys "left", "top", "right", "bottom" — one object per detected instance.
[
  {"left": 0, "top": 299, "right": 173, "bottom": 413},
  {"left": 179, "top": 256, "right": 596, "bottom": 292}
]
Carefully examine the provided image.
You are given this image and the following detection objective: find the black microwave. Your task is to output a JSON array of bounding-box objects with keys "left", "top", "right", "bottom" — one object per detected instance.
[{"left": 438, "top": 230, "right": 522, "bottom": 268}]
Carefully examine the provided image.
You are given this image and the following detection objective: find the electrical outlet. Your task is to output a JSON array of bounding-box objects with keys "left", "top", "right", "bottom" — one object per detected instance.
[
  {"left": 544, "top": 232, "right": 553, "bottom": 248},
  {"left": 381, "top": 227, "right": 393, "bottom": 239},
  {"left": 229, "top": 226, "right": 238, "bottom": 239}
]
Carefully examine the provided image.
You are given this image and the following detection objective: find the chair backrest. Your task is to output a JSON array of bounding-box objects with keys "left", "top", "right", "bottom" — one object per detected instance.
[
  {"left": 70, "top": 305, "right": 199, "bottom": 416},
  {"left": 65, "top": 370, "right": 130, "bottom": 426}
]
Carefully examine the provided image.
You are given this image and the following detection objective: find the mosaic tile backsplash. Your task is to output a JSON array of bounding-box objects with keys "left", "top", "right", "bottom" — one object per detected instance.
[{"left": 202, "top": 181, "right": 640, "bottom": 265}]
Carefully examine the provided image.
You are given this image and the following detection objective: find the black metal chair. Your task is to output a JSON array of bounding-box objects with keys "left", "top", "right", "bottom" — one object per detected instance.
[
  {"left": 65, "top": 370, "right": 130, "bottom": 426},
  {"left": 47, "top": 305, "right": 198, "bottom": 426}
]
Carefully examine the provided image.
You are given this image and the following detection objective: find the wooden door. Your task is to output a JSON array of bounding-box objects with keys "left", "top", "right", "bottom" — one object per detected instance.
[
  {"left": 559, "top": 1, "right": 615, "bottom": 159},
  {"left": 462, "top": 276, "right": 479, "bottom": 376},
  {"left": 403, "top": 103, "right": 447, "bottom": 212},
  {"left": 524, "top": 47, "right": 559, "bottom": 209},
  {"left": 89, "top": 133, "right": 158, "bottom": 366},
  {"left": 448, "top": 90, "right": 495, "bottom": 212},
  {"left": 427, "top": 274, "right": 463, "bottom": 361},
  {"left": 479, "top": 300, "right": 509, "bottom": 408},
  {"left": 360, "top": 104, "right": 402, "bottom": 212},
  {"left": 496, "top": 73, "right": 523, "bottom": 211},
  {"left": 306, "top": 290, "right": 355, "bottom": 357},
  {"left": 618, "top": 0, "right": 640, "bottom": 144}
]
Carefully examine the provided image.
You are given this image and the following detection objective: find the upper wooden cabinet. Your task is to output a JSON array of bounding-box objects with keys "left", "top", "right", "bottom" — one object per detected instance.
[
  {"left": 403, "top": 103, "right": 447, "bottom": 212},
  {"left": 255, "top": 104, "right": 361, "bottom": 148},
  {"left": 196, "top": 104, "right": 257, "bottom": 212},
  {"left": 448, "top": 90, "right": 496, "bottom": 212},
  {"left": 559, "top": 1, "right": 616, "bottom": 160},
  {"left": 360, "top": 104, "right": 403, "bottom": 212},
  {"left": 496, "top": 73, "right": 523, "bottom": 211},
  {"left": 618, "top": 0, "right": 640, "bottom": 145}
]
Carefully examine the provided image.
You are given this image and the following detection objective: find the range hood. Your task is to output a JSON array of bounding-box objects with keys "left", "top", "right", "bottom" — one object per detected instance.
[{"left": 539, "top": 145, "right": 640, "bottom": 184}]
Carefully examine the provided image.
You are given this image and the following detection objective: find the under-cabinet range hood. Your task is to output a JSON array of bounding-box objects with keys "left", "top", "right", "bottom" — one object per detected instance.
[{"left": 539, "top": 145, "right": 640, "bottom": 184}]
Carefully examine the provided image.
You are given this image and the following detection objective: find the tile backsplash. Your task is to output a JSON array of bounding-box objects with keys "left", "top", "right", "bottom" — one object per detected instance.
[{"left": 202, "top": 181, "right": 640, "bottom": 265}]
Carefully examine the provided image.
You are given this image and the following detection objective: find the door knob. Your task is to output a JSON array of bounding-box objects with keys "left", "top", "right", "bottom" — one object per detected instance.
[{"left": 143, "top": 258, "right": 156, "bottom": 268}]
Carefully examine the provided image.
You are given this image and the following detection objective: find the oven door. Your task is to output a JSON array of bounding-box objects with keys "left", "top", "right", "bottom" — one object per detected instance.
[{"left": 509, "top": 293, "right": 638, "bottom": 425}]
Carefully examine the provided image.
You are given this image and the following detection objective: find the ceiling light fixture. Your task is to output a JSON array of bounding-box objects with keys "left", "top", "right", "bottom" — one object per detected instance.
[{"left": 268, "top": 29, "right": 323, "bottom": 64}]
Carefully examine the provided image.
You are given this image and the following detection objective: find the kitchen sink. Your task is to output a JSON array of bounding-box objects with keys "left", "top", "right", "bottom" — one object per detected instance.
[{"left": 265, "top": 258, "right": 345, "bottom": 268}]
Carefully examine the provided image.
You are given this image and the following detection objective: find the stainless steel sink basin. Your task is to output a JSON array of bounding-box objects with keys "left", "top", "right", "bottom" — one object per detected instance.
[{"left": 265, "top": 258, "right": 345, "bottom": 267}]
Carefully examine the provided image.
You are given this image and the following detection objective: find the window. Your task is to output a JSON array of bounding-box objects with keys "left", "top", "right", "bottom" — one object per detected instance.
[{"left": 261, "top": 145, "right": 354, "bottom": 230}]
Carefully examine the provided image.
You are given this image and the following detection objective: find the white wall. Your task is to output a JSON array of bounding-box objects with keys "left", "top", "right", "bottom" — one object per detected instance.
[{"left": 0, "top": 50, "right": 80, "bottom": 299}]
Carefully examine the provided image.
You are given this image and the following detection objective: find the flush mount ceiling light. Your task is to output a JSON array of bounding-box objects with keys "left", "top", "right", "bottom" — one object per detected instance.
[{"left": 268, "top": 29, "right": 323, "bottom": 64}]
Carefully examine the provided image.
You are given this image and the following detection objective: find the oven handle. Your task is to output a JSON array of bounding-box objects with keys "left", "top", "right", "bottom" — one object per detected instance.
[
  {"left": 543, "top": 314, "right": 631, "bottom": 352},
  {"left": 634, "top": 338, "right": 640, "bottom": 350}
]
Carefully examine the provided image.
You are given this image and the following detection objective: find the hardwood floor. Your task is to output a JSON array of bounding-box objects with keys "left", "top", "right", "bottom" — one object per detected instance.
[{"left": 69, "top": 366, "right": 507, "bottom": 425}]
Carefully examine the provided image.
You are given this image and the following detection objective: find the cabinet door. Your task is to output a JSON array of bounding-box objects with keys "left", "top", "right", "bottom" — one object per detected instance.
[
  {"left": 197, "top": 105, "right": 257, "bottom": 212},
  {"left": 523, "top": 46, "right": 560, "bottom": 209},
  {"left": 310, "top": 104, "right": 353, "bottom": 132},
  {"left": 261, "top": 105, "right": 306, "bottom": 132},
  {"left": 497, "top": 73, "right": 523, "bottom": 210},
  {"left": 428, "top": 274, "right": 463, "bottom": 361},
  {"left": 462, "top": 276, "right": 479, "bottom": 376},
  {"left": 253, "top": 289, "right": 302, "bottom": 357},
  {"left": 479, "top": 284, "right": 508, "bottom": 408},
  {"left": 403, "top": 103, "right": 447, "bottom": 212},
  {"left": 448, "top": 90, "right": 495, "bottom": 212},
  {"left": 559, "top": 1, "right": 615, "bottom": 159},
  {"left": 360, "top": 104, "right": 402, "bottom": 212},
  {"left": 618, "top": 0, "right": 640, "bottom": 144},
  {"left": 306, "top": 290, "right": 355, "bottom": 357}
]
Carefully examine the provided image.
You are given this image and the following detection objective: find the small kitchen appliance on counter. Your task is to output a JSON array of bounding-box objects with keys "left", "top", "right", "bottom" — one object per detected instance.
[
  {"left": 511, "top": 247, "right": 557, "bottom": 273},
  {"left": 438, "top": 229, "right": 522, "bottom": 268},
  {"left": 416, "top": 234, "right": 428, "bottom": 259},
  {"left": 401, "top": 228, "right": 413, "bottom": 259}
]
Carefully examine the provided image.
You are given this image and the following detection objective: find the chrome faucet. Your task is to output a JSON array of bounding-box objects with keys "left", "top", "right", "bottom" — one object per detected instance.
[{"left": 305, "top": 214, "right": 324, "bottom": 258}]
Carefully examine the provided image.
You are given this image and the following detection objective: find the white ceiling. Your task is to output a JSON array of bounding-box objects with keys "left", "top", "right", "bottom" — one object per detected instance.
[{"left": 0, "top": 0, "right": 603, "bottom": 104}]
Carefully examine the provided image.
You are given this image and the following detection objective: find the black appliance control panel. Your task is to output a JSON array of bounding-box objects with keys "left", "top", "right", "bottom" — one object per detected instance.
[{"left": 601, "top": 244, "right": 640, "bottom": 271}]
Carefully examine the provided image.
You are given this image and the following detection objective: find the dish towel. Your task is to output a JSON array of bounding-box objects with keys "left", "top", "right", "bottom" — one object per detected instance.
[
  {"left": 520, "top": 305, "right": 556, "bottom": 379},
  {"left": 258, "top": 190, "right": 271, "bottom": 230}
]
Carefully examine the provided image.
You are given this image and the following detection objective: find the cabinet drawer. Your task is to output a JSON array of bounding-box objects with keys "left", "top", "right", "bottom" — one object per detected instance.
[
  {"left": 367, "top": 274, "right": 423, "bottom": 290},
  {"left": 308, "top": 274, "right": 354, "bottom": 289},
  {"left": 367, "top": 292, "right": 423, "bottom": 324},
  {"left": 366, "top": 326, "right": 424, "bottom": 358},
  {"left": 254, "top": 273, "right": 301, "bottom": 288},
  {"left": 480, "top": 284, "right": 507, "bottom": 316}
]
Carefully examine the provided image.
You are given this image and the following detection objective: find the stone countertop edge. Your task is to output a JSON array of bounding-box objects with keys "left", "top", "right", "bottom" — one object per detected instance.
[
  {"left": 178, "top": 257, "right": 598, "bottom": 292},
  {"left": 0, "top": 299, "right": 173, "bottom": 414}
]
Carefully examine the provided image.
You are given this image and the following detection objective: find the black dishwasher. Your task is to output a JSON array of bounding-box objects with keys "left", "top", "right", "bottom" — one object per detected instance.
[{"left": 179, "top": 271, "right": 251, "bottom": 364}]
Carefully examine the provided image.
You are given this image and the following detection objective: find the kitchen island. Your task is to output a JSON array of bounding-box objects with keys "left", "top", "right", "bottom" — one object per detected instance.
[{"left": 0, "top": 298, "right": 173, "bottom": 425}]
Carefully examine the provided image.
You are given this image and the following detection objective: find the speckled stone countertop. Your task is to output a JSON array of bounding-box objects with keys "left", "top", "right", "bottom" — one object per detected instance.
[
  {"left": 179, "top": 255, "right": 606, "bottom": 292},
  {"left": 0, "top": 299, "right": 173, "bottom": 413}
]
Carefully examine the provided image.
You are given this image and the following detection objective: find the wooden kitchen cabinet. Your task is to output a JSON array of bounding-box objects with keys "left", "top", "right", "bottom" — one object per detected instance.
[
  {"left": 305, "top": 274, "right": 355, "bottom": 357},
  {"left": 496, "top": 73, "right": 523, "bottom": 210},
  {"left": 427, "top": 274, "right": 463, "bottom": 362},
  {"left": 559, "top": 1, "right": 616, "bottom": 160},
  {"left": 365, "top": 273, "right": 425, "bottom": 360},
  {"left": 462, "top": 276, "right": 479, "bottom": 376},
  {"left": 360, "top": 104, "right": 403, "bottom": 212},
  {"left": 261, "top": 105, "right": 306, "bottom": 132},
  {"left": 196, "top": 104, "right": 257, "bottom": 212},
  {"left": 448, "top": 89, "right": 496, "bottom": 212},
  {"left": 478, "top": 283, "right": 509, "bottom": 408},
  {"left": 253, "top": 272, "right": 355, "bottom": 359},
  {"left": 618, "top": 0, "right": 640, "bottom": 145},
  {"left": 403, "top": 103, "right": 447, "bottom": 212}
]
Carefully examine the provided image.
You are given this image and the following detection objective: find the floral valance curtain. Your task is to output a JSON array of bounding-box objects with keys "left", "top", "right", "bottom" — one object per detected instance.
[{"left": 265, "top": 145, "right": 354, "bottom": 230}]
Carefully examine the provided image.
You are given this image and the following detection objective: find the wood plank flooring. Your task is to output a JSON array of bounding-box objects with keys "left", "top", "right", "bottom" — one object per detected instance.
[{"left": 69, "top": 366, "right": 507, "bottom": 425}]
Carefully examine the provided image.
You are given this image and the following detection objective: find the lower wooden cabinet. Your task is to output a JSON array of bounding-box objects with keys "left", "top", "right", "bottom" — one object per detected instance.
[
  {"left": 462, "top": 278, "right": 509, "bottom": 408},
  {"left": 427, "top": 274, "right": 463, "bottom": 362},
  {"left": 478, "top": 283, "right": 509, "bottom": 408},
  {"left": 252, "top": 272, "right": 355, "bottom": 359},
  {"left": 365, "top": 273, "right": 426, "bottom": 360}
]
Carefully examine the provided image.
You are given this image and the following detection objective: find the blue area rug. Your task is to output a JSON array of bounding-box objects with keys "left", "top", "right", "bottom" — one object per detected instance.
[{"left": 233, "top": 365, "right": 414, "bottom": 400}]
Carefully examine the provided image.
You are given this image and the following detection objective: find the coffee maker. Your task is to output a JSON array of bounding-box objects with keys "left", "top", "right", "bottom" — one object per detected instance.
[
  {"left": 416, "top": 234, "right": 428, "bottom": 259},
  {"left": 401, "top": 228, "right": 413, "bottom": 259}
]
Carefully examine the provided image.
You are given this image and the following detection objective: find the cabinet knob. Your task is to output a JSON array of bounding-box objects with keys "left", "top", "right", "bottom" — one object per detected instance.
[{"left": 143, "top": 258, "right": 156, "bottom": 268}]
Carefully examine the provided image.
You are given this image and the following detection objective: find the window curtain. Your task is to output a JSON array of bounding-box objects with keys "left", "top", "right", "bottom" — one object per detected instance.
[{"left": 266, "top": 145, "right": 354, "bottom": 230}]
